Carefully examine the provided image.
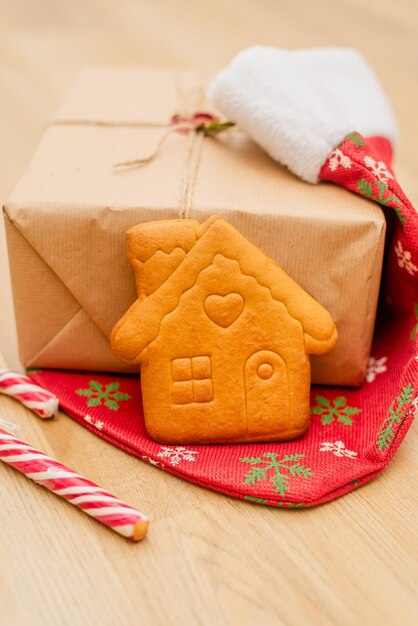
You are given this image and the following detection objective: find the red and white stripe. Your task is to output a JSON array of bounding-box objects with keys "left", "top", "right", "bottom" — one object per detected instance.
[
  {"left": 0, "top": 369, "right": 59, "bottom": 419},
  {"left": 0, "top": 428, "right": 149, "bottom": 541}
]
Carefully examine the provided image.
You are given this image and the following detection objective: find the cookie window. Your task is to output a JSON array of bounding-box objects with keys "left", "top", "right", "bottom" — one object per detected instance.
[{"left": 172, "top": 356, "right": 213, "bottom": 404}]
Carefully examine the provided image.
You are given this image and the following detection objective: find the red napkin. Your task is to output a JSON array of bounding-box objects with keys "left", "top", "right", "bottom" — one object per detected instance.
[{"left": 30, "top": 132, "right": 417, "bottom": 507}]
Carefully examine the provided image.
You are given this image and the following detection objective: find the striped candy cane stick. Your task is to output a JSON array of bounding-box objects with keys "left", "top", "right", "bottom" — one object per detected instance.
[
  {"left": 0, "top": 428, "right": 149, "bottom": 541},
  {"left": 0, "top": 369, "right": 59, "bottom": 418}
]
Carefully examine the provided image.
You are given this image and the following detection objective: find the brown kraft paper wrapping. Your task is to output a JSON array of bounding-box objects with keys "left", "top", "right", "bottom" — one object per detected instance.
[{"left": 3, "top": 67, "right": 386, "bottom": 386}]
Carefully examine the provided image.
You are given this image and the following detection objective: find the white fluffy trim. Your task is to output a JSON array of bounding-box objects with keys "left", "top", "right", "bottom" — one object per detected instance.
[{"left": 207, "top": 46, "right": 398, "bottom": 183}]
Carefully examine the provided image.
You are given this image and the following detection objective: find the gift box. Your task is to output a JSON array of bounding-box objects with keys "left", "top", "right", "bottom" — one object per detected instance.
[{"left": 3, "top": 67, "right": 386, "bottom": 386}]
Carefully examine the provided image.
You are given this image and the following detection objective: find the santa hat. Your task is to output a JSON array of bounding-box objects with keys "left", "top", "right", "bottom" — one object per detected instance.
[{"left": 207, "top": 46, "right": 398, "bottom": 183}]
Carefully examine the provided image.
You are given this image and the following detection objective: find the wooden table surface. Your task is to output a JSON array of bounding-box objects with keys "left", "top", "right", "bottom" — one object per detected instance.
[{"left": 1, "top": 1, "right": 417, "bottom": 624}]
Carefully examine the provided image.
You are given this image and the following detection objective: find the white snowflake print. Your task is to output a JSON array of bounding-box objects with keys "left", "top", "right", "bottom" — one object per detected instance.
[
  {"left": 363, "top": 156, "right": 394, "bottom": 184},
  {"left": 328, "top": 148, "right": 352, "bottom": 172},
  {"left": 84, "top": 414, "right": 104, "bottom": 430},
  {"left": 365, "top": 356, "right": 388, "bottom": 383},
  {"left": 394, "top": 240, "right": 418, "bottom": 276},
  {"left": 141, "top": 455, "right": 164, "bottom": 468},
  {"left": 320, "top": 441, "right": 357, "bottom": 458},
  {"left": 157, "top": 446, "right": 199, "bottom": 466},
  {"left": 410, "top": 395, "right": 418, "bottom": 417}
]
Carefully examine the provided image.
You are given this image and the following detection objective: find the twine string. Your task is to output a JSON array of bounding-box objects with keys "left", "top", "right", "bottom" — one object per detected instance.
[
  {"left": 113, "top": 122, "right": 197, "bottom": 169},
  {"left": 48, "top": 70, "right": 235, "bottom": 219},
  {"left": 113, "top": 117, "right": 235, "bottom": 169}
]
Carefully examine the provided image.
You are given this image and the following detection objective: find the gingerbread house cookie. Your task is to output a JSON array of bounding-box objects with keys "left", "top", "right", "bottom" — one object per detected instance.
[{"left": 111, "top": 216, "right": 337, "bottom": 444}]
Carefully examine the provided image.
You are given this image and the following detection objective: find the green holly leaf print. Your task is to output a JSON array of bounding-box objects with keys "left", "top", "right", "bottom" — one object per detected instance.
[
  {"left": 76, "top": 380, "right": 131, "bottom": 411},
  {"left": 270, "top": 472, "right": 289, "bottom": 497},
  {"left": 104, "top": 399, "right": 120, "bottom": 411},
  {"left": 333, "top": 396, "right": 346, "bottom": 408},
  {"left": 280, "top": 454, "right": 306, "bottom": 462},
  {"left": 393, "top": 205, "right": 406, "bottom": 224},
  {"left": 377, "top": 384, "right": 415, "bottom": 451},
  {"left": 346, "top": 132, "right": 365, "bottom": 148},
  {"left": 338, "top": 414, "right": 354, "bottom": 426},
  {"left": 113, "top": 392, "right": 131, "bottom": 401},
  {"left": 310, "top": 396, "right": 361, "bottom": 426},
  {"left": 344, "top": 407, "right": 361, "bottom": 415},
  {"left": 316, "top": 396, "right": 330, "bottom": 408},
  {"left": 356, "top": 179, "right": 405, "bottom": 223},
  {"left": 288, "top": 464, "right": 314, "bottom": 478},
  {"left": 399, "top": 385, "right": 415, "bottom": 404},
  {"left": 241, "top": 456, "right": 263, "bottom": 465},
  {"left": 243, "top": 466, "right": 267, "bottom": 485},
  {"left": 310, "top": 406, "right": 326, "bottom": 415},
  {"left": 241, "top": 453, "right": 313, "bottom": 497},
  {"left": 105, "top": 382, "right": 120, "bottom": 392},
  {"left": 89, "top": 380, "right": 103, "bottom": 391},
  {"left": 277, "top": 502, "right": 306, "bottom": 508},
  {"left": 76, "top": 388, "right": 94, "bottom": 397},
  {"left": 375, "top": 181, "right": 403, "bottom": 209},
  {"left": 244, "top": 496, "right": 269, "bottom": 505},
  {"left": 310, "top": 396, "right": 331, "bottom": 417},
  {"left": 357, "top": 178, "right": 373, "bottom": 198},
  {"left": 87, "top": 397, "right": 101, "bottom": 407}
]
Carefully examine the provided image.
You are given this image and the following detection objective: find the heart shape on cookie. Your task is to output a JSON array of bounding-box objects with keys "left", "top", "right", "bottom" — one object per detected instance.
[{"left": 203, "top": 293, "right": 244, "bottom": 328}]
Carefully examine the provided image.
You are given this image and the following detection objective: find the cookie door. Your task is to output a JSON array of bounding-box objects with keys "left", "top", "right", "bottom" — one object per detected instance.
[{"left": 244, "top": 350, "right": 290, "bottom": 438}]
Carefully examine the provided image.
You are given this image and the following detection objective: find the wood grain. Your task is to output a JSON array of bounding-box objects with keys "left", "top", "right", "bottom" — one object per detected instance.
[{"left": 1, "top": 1, "right": 418, "bottom": 624}]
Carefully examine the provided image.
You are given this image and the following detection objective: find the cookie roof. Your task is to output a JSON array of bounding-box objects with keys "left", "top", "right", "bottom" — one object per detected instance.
[{"left": 111, "top": 216, "right": 337, "bottom": 364}]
